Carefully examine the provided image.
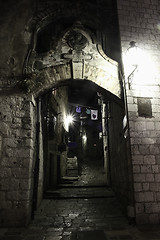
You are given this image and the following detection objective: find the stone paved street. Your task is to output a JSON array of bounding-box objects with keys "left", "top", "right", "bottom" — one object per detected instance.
[{"left": 1, "top": 187, "right": 160, "bottom": 240}]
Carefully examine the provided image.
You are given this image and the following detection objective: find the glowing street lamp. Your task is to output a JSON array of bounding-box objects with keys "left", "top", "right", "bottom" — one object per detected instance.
[
  {"left": 125, "top": 41, "right": 157, "bottom": 88},
  {"left": 126, "top": 41, "right": 142, "bottom": 89},
  {"left": 127, "top": 41, "right": 141, "bottom": 66}
]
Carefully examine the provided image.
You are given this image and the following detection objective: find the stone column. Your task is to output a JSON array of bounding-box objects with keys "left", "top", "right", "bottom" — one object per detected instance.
[{"left": 0, "top": 94, "right": 36, "bottom": 226}]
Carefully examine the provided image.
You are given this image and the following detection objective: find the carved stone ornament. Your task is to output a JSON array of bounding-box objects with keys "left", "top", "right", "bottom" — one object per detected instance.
[{"left": 66, "top": 31, "right": 88, "bottom": 51}]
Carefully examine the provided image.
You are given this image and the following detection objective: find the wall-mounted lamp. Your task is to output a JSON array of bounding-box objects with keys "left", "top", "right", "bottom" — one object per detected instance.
[{"left": 126, "top": 41, "right": 140, "bottom": 89}]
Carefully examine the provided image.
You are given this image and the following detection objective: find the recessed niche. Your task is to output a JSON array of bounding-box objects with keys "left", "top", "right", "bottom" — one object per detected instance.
[{"left": 137, "top": 97, "right": 152, "bottom": 118}]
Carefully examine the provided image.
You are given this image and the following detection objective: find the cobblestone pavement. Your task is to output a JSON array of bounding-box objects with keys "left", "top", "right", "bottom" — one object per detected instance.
[{"left": 1, "top": 187, "right": 160, "bottom": 240}]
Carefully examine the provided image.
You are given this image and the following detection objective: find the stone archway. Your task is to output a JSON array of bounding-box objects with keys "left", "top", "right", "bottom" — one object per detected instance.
[
  {"left": 24, "top": 22, "right": 121, "bottom": 98},
  {"left": 23, "top": 23, "right": 129, "bottom": 217}
]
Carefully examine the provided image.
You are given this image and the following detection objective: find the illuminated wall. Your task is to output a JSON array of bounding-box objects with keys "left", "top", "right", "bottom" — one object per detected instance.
[{"left": 117, "top": 0, "right": 160, "bottom": 224}]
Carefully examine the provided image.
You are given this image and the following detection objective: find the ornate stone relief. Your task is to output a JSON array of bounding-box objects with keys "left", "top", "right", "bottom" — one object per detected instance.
[
  {"left": 66, "top": 31, "right": 88, "bottom": 50},
  {"left": 25, "top": 24, "right": 120, "bottom": 98}
]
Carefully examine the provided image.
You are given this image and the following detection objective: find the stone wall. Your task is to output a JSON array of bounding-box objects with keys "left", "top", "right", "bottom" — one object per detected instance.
[
  {"left": 40, "top": 86, "right": 69, "bottom": 193},
  {"left": 108, "top": 100, "right": 132, "bottom": 213},
  {"left": 0, "top": 1, "right": 32, "bottom": 78},
  {"left": 117, "top": 0, "right": 160, "bottom": 224},
  {"left": 0, "top": 94, "right": 36, "bottom": 226}
]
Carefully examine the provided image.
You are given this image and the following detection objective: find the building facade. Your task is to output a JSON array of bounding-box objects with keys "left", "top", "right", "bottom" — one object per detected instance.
[{"left": 0, "top": 0, "right": 160, "bottom": 226}]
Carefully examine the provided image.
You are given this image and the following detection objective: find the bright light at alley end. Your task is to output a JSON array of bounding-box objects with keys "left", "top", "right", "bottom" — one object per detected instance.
[
  {"left": 65, "top": 115, "right": 74, "bottom": 126},
  {"left": 82, "top": 135, "right": 87, "bottom": 141}
]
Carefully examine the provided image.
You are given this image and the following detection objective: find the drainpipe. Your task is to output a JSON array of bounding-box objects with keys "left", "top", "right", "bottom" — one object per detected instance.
[
  {"left": 120, "top": 69, "right": 135, "bottom": 219},
  {"left": 101, "top": 99, "right": 110, "bottom": 185},
  {"left": 32, "top": 97, "right": 40, "bottom": 218}
]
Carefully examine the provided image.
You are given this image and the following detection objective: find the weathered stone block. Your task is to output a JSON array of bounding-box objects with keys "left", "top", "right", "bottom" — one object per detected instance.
[
  {"left": 0, "top": 135, "right": 2, "bottom": 155},
  {"left": 139, "top": 145, "right": 150, "bottom": 155},
  {"left": 149, "top": 214, "right": 159, "bottom": 224},
  {"left": 141, "top": 165, "right": 152, "bottom": 173},
  {"left": 152, "top": 165, "right": 159, "bottom": 173},
  {"left": 0, "top": 122, "right": 11, "bottom": 136},
  {"left": 130, "top": 130, "right": 143, "bottom": 138},
  {"left": 150, "top": 131, "right": 160, "bottom": 138},
  {"left": 150, "top": 183, "right": 160, "bottom": 192},
  {"left": 15, "top": 110, "right": 26, "bottom": 118},
  {"left": 152, "top": 104, "right": 160, "bottom": 113},
  {"left": 142, "top": 130, "right": 152, "bottom": 138},
  {"left": 144, "top": 155, "right": 156, "bottom": 164},
  {"left": 145, "top": 203, "right": 160, "bottom": 213},
  {"left": 3, "top": 138, "right": 18, "bottom": 148},
  {"left": 12, "top": 200, "right": 31, "bottom": 210},
  {"left": 156, "top": 192, "right": 160, "bottom": 201},
  {"left": 156, "top": 138, "right": 160, "bottom": 144},
  {"left": 155, "top": 122, "right": 160, "bottom": 130},
  {"left": 135, "top": 122, "right": 146, "bottom": 131},
  {"left": 6, "top": 190, "right": 31, "bottom": 201},
  {"left": 134, "top": 173, "right": 145, "bottom": 182},
  {"left": 127, "top": 96, "right": 133, "bottom": 104},
  {"left": 128, "top": 111, "right": 137, "bottom": 120},
  {"left": 146, "top": 122, "right": 155, "bottom": 130},
  {"left": 0, "top": 168, "right": 11, "bottom": 178},
  {"left": 19, "top": 179, "right": 32, "bottom": 190},
  {"left": 151, "top": 99, "right": 160, "bottom": 105},
  {"left": 132, "top": 155, "right": 144, "bottom": 165},
  {"left": 0, "top": 191, "right": 6, "bottom": 203},
  {"left": 153, "top": 112, "right": 160, "bottom": 119},
  {"left": 0, "top": 209, "right": 30, "bottom": 227},
  {"left": 0, "top": 178, "right": 19, "bottom": 190},
  {"left": 135, "top": 203, "right": 144, "bottom": 214},
  {"left": 131, "top": 145, "right": 140, "bottom": 155},
  {"left": 135, "top": 192, "right": 154, "bottom": 202},
  {"left": 128, "top": 103, "right": 137, "bottom": 112},
  {"left": 142, "top": 183, "right": 149, "bottom": 191},
  {"left": 22, "top": 117, "right": 32, "bottom": 130},
  {"left": 13, "top": 149, "right": 33, "bottom": 158},
  {"left": 11, "top": 168, "right": 30, "bottom": 178},
  {"left": 136, "top": 213, "right": 149, "bottom": 224},
  {"left": 1, "top": 157, "right": 30, "bottom": 168},
  {"left": 150, "top": 145, "right": 160, "bottom": 155},
  {"left": 133, "top": 165, "right": 140, "bottom": 173},
  {"left": 131, "top": 138, "right": 142, "bottom": 144},
  {"left": 141, "top": 138, "right": 156, "bottom": 144},
  {"left": 11, "top": 121, "right": 22, "bottom": 129},
  {"left": 155, "top": 174, "right": 160, "bottom": 182},
  {"left": 134, "top": 183, "right": 142, "bottom": 192},
  {"left": 145, "top": 174, "right": 154, "bottom": 182},
  {"left": 156, "top": 155, "right": 160, "bottom": 164}
]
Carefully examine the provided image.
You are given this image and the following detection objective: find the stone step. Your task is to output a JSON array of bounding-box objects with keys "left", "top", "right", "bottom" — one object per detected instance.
[{"left": 44, "top": 186, "right": 115, "bottom": 199}]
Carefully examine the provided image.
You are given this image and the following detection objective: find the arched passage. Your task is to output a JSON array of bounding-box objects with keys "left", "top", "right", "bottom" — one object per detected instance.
[
  {"left": 31, "top": 78, "right": 131, "bottom": 217},
  {"left": 24, "top": 20, "right": 134, "bottom": 221}
]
